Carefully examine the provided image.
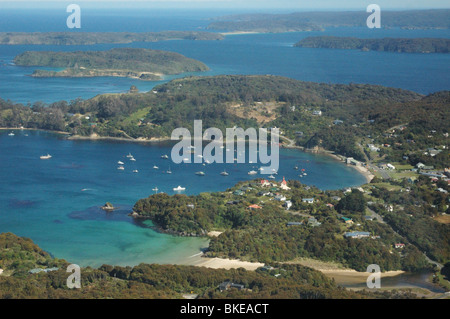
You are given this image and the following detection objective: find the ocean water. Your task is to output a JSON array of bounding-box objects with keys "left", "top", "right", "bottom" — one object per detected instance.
[
  {"left": 0, "top": 9, "right": 449, "bottom": 103},
  {"left": 0, "top": 9, "right": 448, "bottom": 267}
]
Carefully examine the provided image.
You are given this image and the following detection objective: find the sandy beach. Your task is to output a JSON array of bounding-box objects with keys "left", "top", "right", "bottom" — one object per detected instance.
[
  {"left": 189, "top": 255, "right": 264, "bottom": 271},
  {"left": 288, "top": 257, "right": 405, "bottom": 287}
]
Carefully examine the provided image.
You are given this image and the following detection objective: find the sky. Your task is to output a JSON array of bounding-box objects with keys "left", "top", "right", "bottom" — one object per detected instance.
[{"left": 0, "top": 0, "right": 449, "bottom": 10}]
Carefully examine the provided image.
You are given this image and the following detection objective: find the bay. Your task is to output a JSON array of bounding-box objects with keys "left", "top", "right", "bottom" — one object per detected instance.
[{"left": 0, "top": 129, "right": 365, "bottom": 267}]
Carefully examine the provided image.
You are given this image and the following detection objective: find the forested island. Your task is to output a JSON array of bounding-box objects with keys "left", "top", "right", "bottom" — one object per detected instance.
[
  {"left": 207, "top": 9, "right": 450, "bottom": 33},
  {"left": 295, "top": 36, "right": 450, "bottom": 53},
  {"left": 0, "top": 31, "right": 224, "bottom": 45},
  {"left": 14, "top": 48, "right": 209, "bottom": 80}
]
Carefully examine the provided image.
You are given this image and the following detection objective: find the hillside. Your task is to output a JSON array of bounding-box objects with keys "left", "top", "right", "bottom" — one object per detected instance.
[
  {"left": 0, "top": 31, "right": 224, "bottom": 45},
  {"left": 295, "top": 37, "right": 450, "bottom": 53},
  {"left": 14, "top": 48, "right": 209, "bottom": 80},
  {"left": 1, "top": 75, "right": 448, "bottom": 167},
  {"left": 0, "top": 233, "right": 380, "bottom": 299}
]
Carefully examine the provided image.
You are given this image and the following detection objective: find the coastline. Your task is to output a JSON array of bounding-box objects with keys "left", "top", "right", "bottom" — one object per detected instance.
[{"left": 2, "top": 127, "right": 374, "bottom": 183}]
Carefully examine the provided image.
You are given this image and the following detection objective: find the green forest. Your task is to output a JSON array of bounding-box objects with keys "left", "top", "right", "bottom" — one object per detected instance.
[
  {"left": 1, "top": 75, "right": 448, "bottom": 168},
  {"left": 295, "top": 36, "right": 450, "bottom": 53},
  {"left": 14, "top": 48, "right": 209, "bottom": 80},
  {"left": 133, "top": 179, "right": 443, "bottom": 272},
  {"left": 0, "top": 233, "right": 422, "bottom": 299},
  {"left": 0, "top": 31, "right": 223, "bottom": 45}
]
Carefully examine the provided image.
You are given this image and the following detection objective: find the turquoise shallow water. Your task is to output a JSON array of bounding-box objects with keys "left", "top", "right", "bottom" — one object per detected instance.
[{"left": 0, "top": 130, "right": 366, "bottom": 267}]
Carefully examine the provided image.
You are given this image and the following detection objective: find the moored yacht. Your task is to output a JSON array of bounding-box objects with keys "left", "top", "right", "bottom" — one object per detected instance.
[{"left": 40, "top": 154, "right": 52, "bottom": 160}]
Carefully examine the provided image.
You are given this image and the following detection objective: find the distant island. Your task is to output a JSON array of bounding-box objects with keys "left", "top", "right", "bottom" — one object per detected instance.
[
  {"left": 0, "top": 31, "right": 224, "bottom": 45},
  {"left": 295, "top": 36, "right": 450, "bottom": 53},
  {"left": 208, "top": 9, "right": 450, "bottom": 33},
  {"left": 14, "top": 48, "right": 209, "bottom": 80}
]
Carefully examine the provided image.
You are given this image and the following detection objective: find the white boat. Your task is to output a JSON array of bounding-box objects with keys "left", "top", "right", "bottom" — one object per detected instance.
[
  {"left": 117, "top": 166, "right": 125, "bottom": 170},
  {"left": 195, "top": 171, "right": 205, "bottom": 176},
  {"left": 133, "top": 170, "right": 139, "bottom": 173},
  {"left": 220, "top": 170, "right": 229, "bottom": 176},
  {"left": 152, "top": 187, "right": 159, "bottom": 192},
  {"left": 130, "top": 157, "right": 136, "bottom": 161},
  {"left": 40, "top": 154, "right": 52, "bottom": 160},
  {"left": 268, "top": 175, "right": 276, "bottom": 179},
  {"left": 118, "top": 161, "right": 124, "bottom": 165},
  {"left": 126, "top": 153, "right": 133, "bottom": 158},
  {"left": 153, "top": 165, "right": 159, "bottom": 169},
  {"left": 161, "top": 154, "right": 169, "bottom": 159},
  {"left": 248, "top": 170, "right": 258, "bottom": 175},
  {"left": 173, "top": 186, "right": 186, "bottom": 191},
  {"left": 166, "top": 166, "right": 172, "bottom": 174},
  {"left": 8, "top": 132, "right": 14, "bottom": 136},
  {"left": 303, "top": 173, "right": 307, "bottom": 176}
]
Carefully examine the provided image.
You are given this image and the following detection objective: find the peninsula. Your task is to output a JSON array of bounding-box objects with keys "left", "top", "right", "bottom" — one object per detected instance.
[
  {"left": 0, "top": 31, "right": 224, "bottom": 45},
  {"left": 295, "top": 36, "right": 450, "bottom": 54}
]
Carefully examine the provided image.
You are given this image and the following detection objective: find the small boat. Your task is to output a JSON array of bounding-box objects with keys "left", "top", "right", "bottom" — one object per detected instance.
[
  {"left": 133, "top": 170, "right": 139, "bottom": 173},
  {"left": 8, "top": 132, "right": 15, "bottom": 136},
  {"left": 117, "top": 166, "right": 125, "bottom": 170},
  {"left": 40, "top": 154, "right": 52, "bottom": 160},
  {"left": 166, "top": 166, "right": 172, "bottom": 174},
  {"left": 152, "top": 187, "right": 159, "bottom": 192},
  {"left": 268, "top": 175, "right": 276, "bottom": 179},
  {"left": 294, "top": 166, "right": 298, "bottom": 170},
  {"left": 153, "top": 165, "right": 159, "bottom": 169},
  {"left": 130, "top": 157, "right": 136, "bottom": 161},
  {"left": 220, "top": 170, "right": 229, "bottom": 176},
  {"left": 173, "top": 186, "right": 186, "bottom": 191},
  {"left": 118, "top": 161, "right": 124, "bottom": 165},
  {"left": 204, "top": 159, "right": 211, "bottom": 164},
  {"left": 195, "top": 171, "right": 205, "bottom": 176},
  {"left": 161, "top": 155, "right": 169, "bottom": 159},
  {"left": 248, "top": 170, "right": 258, "bottom": 175},
  {"left": 126, "top": 153, "right": 133, "bottom": 158},
  {"left": 303, "top": 173, "right": 307, "bottom": 176}
]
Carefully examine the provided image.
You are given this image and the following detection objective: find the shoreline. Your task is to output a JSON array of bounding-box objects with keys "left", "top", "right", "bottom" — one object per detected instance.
[{"left": 2, "top": 127, "right": 373, "bottom": 183}]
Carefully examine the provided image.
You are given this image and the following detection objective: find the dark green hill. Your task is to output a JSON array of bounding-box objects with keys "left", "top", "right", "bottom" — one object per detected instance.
[
  {"left": 295, "top": 36, "right": 450, "bottom": 53},
  {"left": 14, "top": 48, "right": 209, "bottom": 80}
]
